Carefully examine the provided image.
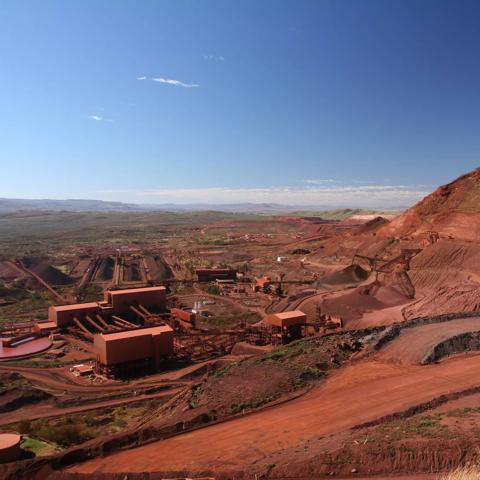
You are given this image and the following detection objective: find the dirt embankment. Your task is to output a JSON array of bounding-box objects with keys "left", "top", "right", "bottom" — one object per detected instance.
[
  {"left": 368, "top": 311, "right": 480, "bottom": 350},
  {"left": 94, "top": 257, "right": 114, "bottom": 282},
  {"left": 375, "top": 316, "right": 480, "bottom": 365},
  {"left": 63, "top": 354, "right": 480, "bottom": 477},
  {"left": 0, "top": 260, "right": 26, "bottom": 280},
  {"left": 301, "top": 281, "right": 411, "bottom": 328},
  {"left": 320, "top": 264, "right": 369, "bottom": 286},
  {"left": 275, "top": 383, "right": 480, "bottom": 479},
  {"left": 181, "top": 333, "right": 363, "bottom": 420},
  {"left": 423, "top": 330, "right": 480, "bottom": 364},
  {"left": 143, "top": 255, "right": 173, "bottom": 282},
  {"left": 1, "top": 332, "right": 368, "bottom": 480},
  {"left": 0, "top": 373, "right": 52, "bottom": 413},
  {"left": 122, "top": 259, "right": 142, "bottom": 282},
  {"left": 270, "top": 438, "right": 475, "bottom": 478},
  {"left": 403, "top": 240, "right": 480, "bottom": 318},
  {"left": 23, "top": 258, "right": 74, "bottom": 286},
  {"left": 378, "top": 167, "right": 480, "bottom": 241}
]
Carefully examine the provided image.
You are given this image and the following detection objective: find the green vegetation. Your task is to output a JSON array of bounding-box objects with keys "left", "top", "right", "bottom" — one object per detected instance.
[
  {"left": 189, "top": 385, "right": 201, "bottom": 409},
  {"left": 197, "top": 237, "right": 229, "bottom": 246},
  {"left": 20, "top": 436, "right": 59, "bottom": 457},
  {"left": 212, "top": 363, "right": 235, "bottom": 378},
  {"left": 76, "top": 283, "right": 102, "bottom": 302},
  {"left": 12, "top": 398, "right": 166, "bottom": 447},
  {"left": 356, "top": 407, "right": 480, "bottom": 453},
  {"left": 201, "top": 310, "right": 261, "bottom": 329},
  {"left": 257, "top": 335, "right": 358, "bottom": 371},
  {"left": 17, "top": 419, "right": 32, "bottom": 434},
  {"left": 211, "top": 334, "right": 361, "bottom": 384},
  {"left": 36, "top": 422, "right": 85, "bottom": 446},
  {"left": 0, "top": 210, "right": 264, "bottom": 257},
  {"left": 190, "top": 333, "right": 362, "bottom": 421},
  {"left": 0, "top": 372, "right": 31, "bottom": 393},
  {"left": 203, "top": 284, "right": 221, "bottom": 295},
  {"left": 366, "top": 414, "right": 455, "bottom": 443},
  {"left": 230, "top": 396, "right": 276, "bottom": 414},
  {"left": 0, "top": 289, "right": 51, "bottom": 318},
  {"left": 325, "top": 406, "right": 480, "bottom": 471},
  {"left": 4, "top": 359, "right": 65, "bottom": 368},
  {"left": 265, "top": 463, "right": 276, "bottom": 475}
]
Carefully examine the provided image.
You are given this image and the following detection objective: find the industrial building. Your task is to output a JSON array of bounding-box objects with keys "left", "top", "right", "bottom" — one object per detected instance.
[
  {"left": 103, "top": 286, "right": 166, "bottom": 315},
  {"left": 253, "top": 275, "right": 271, "bottom": 292},
  {"left": 266, "top": 310, "right": 307, "bottom": 328},
  {"left": 48, "top": 286, "right": 167, "bottom": 328},
  {"left": 266, "top": 310, "right": 307, "bottom": 344},
  {"left": 34, "top": 321, "right": 57, "bottom": 335},
  {"left": 170, "top": 308, "right": 196, "bottom": 329},
  {"left": 49, "top": 302, "right": 101, "bottom": 328},
  {"left": 94, "top": 324, "right": 174, "bottom": 377},
  {"left": 195, "top": 268, "right": 237, "bottom": 282}
]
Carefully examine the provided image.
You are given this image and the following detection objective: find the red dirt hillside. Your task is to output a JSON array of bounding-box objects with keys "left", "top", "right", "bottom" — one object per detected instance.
[{"left": 380, "top": 167, "right": 480, "bottom": 241}]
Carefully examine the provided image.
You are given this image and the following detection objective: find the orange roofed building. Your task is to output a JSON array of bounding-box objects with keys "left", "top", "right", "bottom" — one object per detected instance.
[
  {"left": 266, "top": 310, "right": 307, "bottom": 328},
  {"left": 103, "top": 286, "right": 166, "bottom": 315},
  {"left": 48, "top": 286, "right": 167, "bottom": 327},
  {"left": 48, "top": 302, "right": 101, "bottom": 327},
  {"left": 94, "top": 324, "right": 174, "bottom": 376}
]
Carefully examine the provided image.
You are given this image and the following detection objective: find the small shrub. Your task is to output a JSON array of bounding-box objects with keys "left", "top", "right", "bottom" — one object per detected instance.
[
  {"left": 17, "top": 419, "right": 31, "bottom": 434},
  {"left": 37, "top": 424, "right": 87, "bottom": 446}
]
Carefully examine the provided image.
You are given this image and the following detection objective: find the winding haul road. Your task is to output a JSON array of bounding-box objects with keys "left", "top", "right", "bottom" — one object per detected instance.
[
  {"left": 68, "top": 352, "right": 480, "bottom": 474},
  {"left": 377, "top": 316, "right": 480, "bottom": 364}
]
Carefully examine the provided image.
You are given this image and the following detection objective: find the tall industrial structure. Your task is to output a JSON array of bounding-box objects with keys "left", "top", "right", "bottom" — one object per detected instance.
[
  {"left": 48, "top": 286, "right": 166, "bottom": 327},
  {"left": 94, "top": 325, "right": 174, "bottom": 377}
]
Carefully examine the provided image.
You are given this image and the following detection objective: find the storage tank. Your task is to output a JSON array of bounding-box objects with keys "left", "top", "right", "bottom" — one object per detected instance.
[{"left": 0, "top": 433, "right": 21, "bottom": 463}]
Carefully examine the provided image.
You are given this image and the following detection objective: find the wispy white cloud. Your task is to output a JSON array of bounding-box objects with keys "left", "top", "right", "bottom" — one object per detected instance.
[
  {"left": 303, "top": 179, "right": 337, "bottom": 185},
  {"left": 203, "top": 54, "right": 225, "bottom": 61},
  {"left": 88, "top": 115, "right": 113, "bottom": 122},
  {"left": 136, "top": 75, "right": 200, "bottom": 87},
  {"left": 151, "top": 77, "right": 199, "bottom": 88},
  {"left": 127, "top": 184, "right": 427, "bottom": 208}
]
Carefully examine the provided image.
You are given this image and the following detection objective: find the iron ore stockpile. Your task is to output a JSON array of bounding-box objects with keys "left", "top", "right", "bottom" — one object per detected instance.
[{"left": 5, "top": 169, "right": 480, "bottom": 479}]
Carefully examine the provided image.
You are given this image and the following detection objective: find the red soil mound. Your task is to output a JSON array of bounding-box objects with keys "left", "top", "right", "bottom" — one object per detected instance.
[
  {"left": 23, "top": 258, "right": 73, "bottom": 286},
  {"left": 358, "top": 216, "right": 390, "bottom": 233},
  {"left": 380, "top": 167, "right": 480, "bottom": 241},
  {"left": 0, "top": 261, "right": 25, "bottom": 280},
  {"left": 311, "top": 281, "right": 410, "bottom": 325},
  {"left": 404, "top": 240, "right": 480, "bottom": 318},
  {"left": 230, "top": 342, "right": 273, "bottom": 355},
  {"left": 321, "top": 264, "right": 369, "bottom": 285}
]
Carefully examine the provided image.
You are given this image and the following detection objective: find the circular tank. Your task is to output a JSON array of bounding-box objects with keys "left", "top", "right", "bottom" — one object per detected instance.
[
  {"left": 0, "top": 433, "right": 21, "bottom": 463},
  {"left": 0, "top": 337, "right": 52, "bottom": 360}
]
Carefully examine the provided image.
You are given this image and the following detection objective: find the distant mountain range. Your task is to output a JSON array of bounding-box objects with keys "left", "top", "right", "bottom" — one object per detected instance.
[
  {"left": 0, "top": 198, "right": 402, "bottom": 215},
  {"left": 0, "top": 198, "right": 144, "bottom": 213}
]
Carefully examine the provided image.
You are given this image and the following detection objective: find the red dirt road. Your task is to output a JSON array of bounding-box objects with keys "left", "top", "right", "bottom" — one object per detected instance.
[
  {"left": 377, "top": 316, "right": 480, "bottom": 364},
  {"left": 68, "top": 353, "right": 480, "bottom": 474}
]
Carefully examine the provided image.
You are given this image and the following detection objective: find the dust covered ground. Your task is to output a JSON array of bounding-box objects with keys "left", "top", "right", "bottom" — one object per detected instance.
[{"left": 3, "top": 188, "right": 480, "bottom": 479}]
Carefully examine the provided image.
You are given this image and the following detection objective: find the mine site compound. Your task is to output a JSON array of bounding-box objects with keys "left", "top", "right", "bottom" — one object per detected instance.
[
  {"left": 3, "top": 169, "right": 480, "bottom": 479},
  {"left": 0, "top": 277, "right": 336, "bottom": 377}
]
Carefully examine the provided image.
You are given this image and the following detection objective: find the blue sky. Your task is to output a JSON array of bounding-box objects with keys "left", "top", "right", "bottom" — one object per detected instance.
[{"left": 1, "top": 0, "right": 480, "bottom": 207}]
